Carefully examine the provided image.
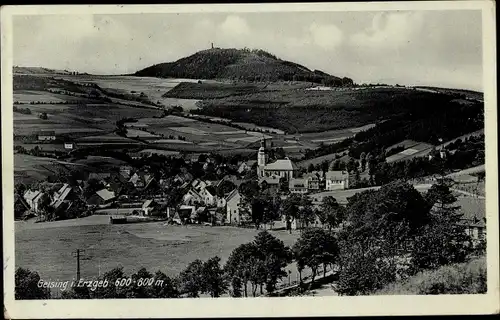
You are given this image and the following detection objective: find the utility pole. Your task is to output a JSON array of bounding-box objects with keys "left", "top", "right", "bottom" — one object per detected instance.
[{"left": 72, "top": 249, "right": 85, "bottom": 281}]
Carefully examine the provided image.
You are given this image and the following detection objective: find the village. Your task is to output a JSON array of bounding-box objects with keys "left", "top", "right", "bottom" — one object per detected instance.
[{"left": 15, "top": 137, "right": 356, "bottom": 229}]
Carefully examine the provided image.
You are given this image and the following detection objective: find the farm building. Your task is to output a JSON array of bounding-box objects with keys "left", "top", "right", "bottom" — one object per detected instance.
[
  {"left": 325, "top": 170, "right": 350, "bottom": 190},
  {"left": 87, "top": 189, "right": 116, "bottom": 208},
  {"left": 37, "top": 130, "right": 56, "bottom": 141}
]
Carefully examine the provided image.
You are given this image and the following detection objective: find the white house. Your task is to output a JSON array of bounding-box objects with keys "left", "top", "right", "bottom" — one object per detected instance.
[
  {"left": 23, "top": 190, "right": 45, "bottom": 213},
  {"left": 226, "top": 189, "right": 242, "bottom": 225},
  {"left": 64, "top": 142, "right": 74, "bottom": 150},
  {"left": 183, "top": 188, "right": 203, "bottom": 205},
  {"left": 199, "top": 187, "right": 217, "bottom": 206},
  {"left": 289, "top": 178, "right": 309, "bottom": 194},
  {"left": 325, "top": 170, "right": 350, "bottom": 190}
]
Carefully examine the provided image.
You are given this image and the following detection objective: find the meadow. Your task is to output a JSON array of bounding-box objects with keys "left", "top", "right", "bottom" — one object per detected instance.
[{"left": 15, "top": 220, "right": 300, "bottom": 289}]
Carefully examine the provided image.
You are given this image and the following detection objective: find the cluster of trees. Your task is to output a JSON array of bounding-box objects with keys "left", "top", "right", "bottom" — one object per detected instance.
[{"left": 334, "top": 180, "right": 477, "bottom": 295}]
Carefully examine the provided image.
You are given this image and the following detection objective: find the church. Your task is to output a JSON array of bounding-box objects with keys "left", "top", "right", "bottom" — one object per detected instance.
[{"left": 257, "top": 139, "right": 297, "bottom": 181}]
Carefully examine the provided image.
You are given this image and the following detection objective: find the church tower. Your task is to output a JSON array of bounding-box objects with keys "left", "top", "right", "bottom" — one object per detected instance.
[{"left": 257, "top": 139, "right": 268, "bottom": 177}]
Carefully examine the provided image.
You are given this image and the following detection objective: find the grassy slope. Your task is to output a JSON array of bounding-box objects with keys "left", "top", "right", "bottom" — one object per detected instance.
[{"left": 374, "top": 256, "right": 486, "bottom": 295}]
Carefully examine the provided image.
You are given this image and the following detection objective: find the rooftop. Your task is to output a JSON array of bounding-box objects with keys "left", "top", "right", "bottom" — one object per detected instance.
[
  {"left": 96, "top": 189, "right": 115, "bottom": 201},
  {"left": 325, "top": 170, "right": 349, "bottom": 180},
  {"left": 264, "top": 159, "right": 296, "bottom": 171}
]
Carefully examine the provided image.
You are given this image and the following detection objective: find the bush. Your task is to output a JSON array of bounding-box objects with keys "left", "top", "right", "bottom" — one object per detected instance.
[{"left": 374, "top": 256, "right": 486, "bottom": 295}]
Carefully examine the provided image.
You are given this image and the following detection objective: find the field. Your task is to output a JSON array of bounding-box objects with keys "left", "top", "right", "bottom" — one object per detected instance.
[
  {"left": 14, "top": 154, "right": 88, "bottom": 185},
  {"left": 60, "top": 75, "right": 201, "bottom": 110},
  {"left": 15, "top": 219, "right": 300, "bottom": 291},
  {"left": 385, "top": 142, "right": 435, "bottom": 163}
]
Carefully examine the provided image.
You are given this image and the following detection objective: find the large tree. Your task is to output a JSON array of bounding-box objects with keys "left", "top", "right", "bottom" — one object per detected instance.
[
  {"left": 292, "top": 228, "right": 338, "bottom": 289},
  {"left": 318, "top": 196, "right": 345, "bottom": 231},
  {"left": 253, "top": 231, "right": 292, "bottom": 294},
  {"left": 202, "top": 256, "right": 228, "bottom": 297},
  {"left": 225, "top": 242, "right": 257, "bottom": 297},
  {"left": 178, "top": 259, "right": 205, "bottom": 297},
  {"left": 410, "top": 181, "right": 473, "bottom": 273}
]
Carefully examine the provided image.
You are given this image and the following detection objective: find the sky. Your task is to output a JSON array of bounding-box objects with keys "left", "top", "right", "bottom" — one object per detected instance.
[{"left": 13, "top": 10, "right": 483, "bottom": 91}]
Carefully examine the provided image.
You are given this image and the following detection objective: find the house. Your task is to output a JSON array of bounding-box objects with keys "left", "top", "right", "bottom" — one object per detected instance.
[
  {"left": 51, "top": 183, "right": 76, "bottom": 210},
  {"left": 191, "top": 179, "right": 208, "bottom": 192},
  {"left": 304, "top": 171, "right": 323, "bottom": 191},
  {"left": 88, "top": 172, "right": 112, "bottom": 182},
  {"left": 325, "top": 170, "right": 350, "bottom": 190},
  {"left": 142, "top": 199, "right": 158, "bottom": 216},
  {"left": 174, "top": 172, "right": 194, "bottom": 185},
  {"left": 289, "top": 178, "right": 309, "bottom": 194},
  {"left": 23, "top": 190, "right": 45, "bottom": 213},
  {"left": 64, "top": 142, "right": 75, "bottom": 150},
  {"left": 178, "top": 205, "right": 196, "bottom": 223},
  {"left": 37, "top": 130, "right": 56, "bottom": 141},
  {"left": 193, "top": 206, "right": 208, "bottom": 223},
  {"left": 226, "top": 189, "right": 242, "bottom": 225},
  {"left": 258, "top": 176, "right": 281, "bottom": 193},
  {"left": 238, "top": 160, "right": 257, "bottom": 174},
  {"left": 183, "top": 188, "right": 203, "bottom": 205},
  {"left": 87, "top": 189, "right": 116, "bottom": 208},
  {"left": 461, "top": 217, "right": 486, "bottom": 248},
  {"left": 199, "top": 186, "right": 217, "bottom": 206},
  {"left": 119, "top": 166, "right": 133, "bottom": 179},
  {"left": 217, "top": 174, "right": 243, "bottom": 188},
  {"left": 257, "top": 139, "right": 297, "bottom": 180},
  {"left": 128, "top": 172, "right": 156, "bottom": 190}
]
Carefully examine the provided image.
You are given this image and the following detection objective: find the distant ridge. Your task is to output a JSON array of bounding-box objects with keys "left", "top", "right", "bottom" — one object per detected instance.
[
  {"left": 134, "top": 47, "right": 354, "bottom": 86},
  {"left": 13, "top": 66, "right": 88, "bottom": 75}
]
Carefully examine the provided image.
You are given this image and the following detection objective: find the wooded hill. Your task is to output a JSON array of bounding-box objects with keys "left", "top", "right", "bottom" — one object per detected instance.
[{"left": 135, "top": 48, "right": 353, "bottom": 86}]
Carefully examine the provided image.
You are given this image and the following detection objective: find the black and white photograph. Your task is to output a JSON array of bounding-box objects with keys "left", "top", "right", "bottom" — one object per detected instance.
[{"left": 2, "top": 2, "right": 498, "bottom": 318}]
